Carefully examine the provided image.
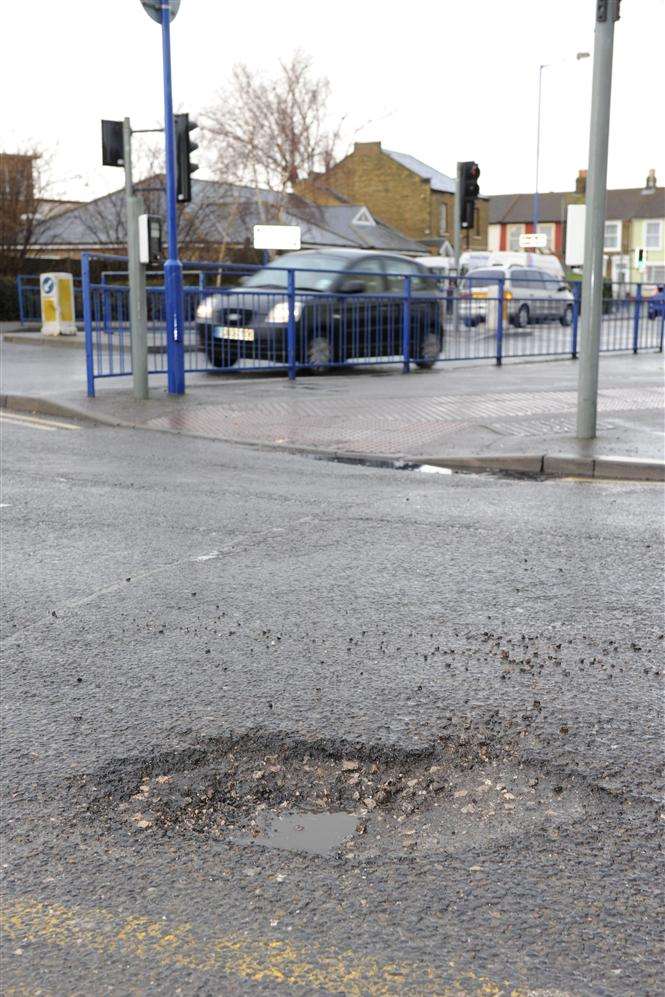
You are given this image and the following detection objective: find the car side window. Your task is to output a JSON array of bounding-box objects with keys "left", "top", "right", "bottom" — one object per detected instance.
[
  {"left": 339, "top": 258, "right": 385, "bottom": 293},
  {"left": 383, "top": 259, "right": 431, "bottom": 293}
]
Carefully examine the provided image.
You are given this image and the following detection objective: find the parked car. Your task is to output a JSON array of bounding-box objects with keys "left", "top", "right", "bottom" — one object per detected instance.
[
  {"left": 195, "top": 249, "right": 444, "bottom": 369},
  {"left": 460, "top": 264, "right": 574, "bottom": 328},
  {"left": 648, "top": 285, "right": 665, "bottom": 320}
]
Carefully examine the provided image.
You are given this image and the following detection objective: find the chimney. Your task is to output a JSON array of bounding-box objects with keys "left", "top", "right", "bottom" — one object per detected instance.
[
  {"left": 354, "top": 141, "right": 382, "bottom": 155},
  {"left": 645, "top": 168, "right": 657, "bottom": 190},
  {"left": 575, "top": 169, "right": 587, "bottom": 195}
]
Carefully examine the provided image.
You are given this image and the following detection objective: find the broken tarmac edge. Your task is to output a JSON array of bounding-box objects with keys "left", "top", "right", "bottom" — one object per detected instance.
[{"left": 3, "top": 391, "right": 664, "bottom": 482}]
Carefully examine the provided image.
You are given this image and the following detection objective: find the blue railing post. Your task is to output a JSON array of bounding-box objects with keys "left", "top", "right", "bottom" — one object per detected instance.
[
  {"left": 287, "top": 269, "right": 297, "bottom": 381},
  {"left": 496, "top": 278, "right": 504, "bottom": 366},
  {"left": 402, "top": 274, "right": 411, "bottom": 373},
  {"left": 82, "top": 254, "right": 95, "bottom": 398},
  {"left": 571, "top": 281, "right": 581, "bottom": 359},
  {"left": 632, "top": 283, "right": 642, "bottom": 354},
  {"left": 16, "top": 275, "right": 25, "bottom": 325}
]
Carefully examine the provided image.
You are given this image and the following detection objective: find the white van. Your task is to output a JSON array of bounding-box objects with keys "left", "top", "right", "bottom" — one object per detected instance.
[
  {"left": 486, "top": 251, "right": 565, "bottom": 281},
  {"left": 460, "top": 263, "right": 574, "bottom": 328}
]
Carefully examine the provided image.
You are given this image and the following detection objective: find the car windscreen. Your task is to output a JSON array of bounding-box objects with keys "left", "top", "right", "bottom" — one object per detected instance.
[
  {"left": 463, "top": 269, "right": 503, "bottom": 287},
  {"left": 242, "top": 254, "right": 344, "bottom": 291}
]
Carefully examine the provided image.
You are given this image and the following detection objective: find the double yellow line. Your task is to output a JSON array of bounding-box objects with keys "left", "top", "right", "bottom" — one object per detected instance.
[
  {"left": 1, "top": 896, "right": 526, "bottom": 995},
  {"left": 0, "top": 411, "right": 80, "bottom": 432}
]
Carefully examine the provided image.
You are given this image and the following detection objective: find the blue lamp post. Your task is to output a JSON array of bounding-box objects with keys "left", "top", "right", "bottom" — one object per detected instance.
[{"left": 140, "top": 0, "right": 185, "bottom": 394}]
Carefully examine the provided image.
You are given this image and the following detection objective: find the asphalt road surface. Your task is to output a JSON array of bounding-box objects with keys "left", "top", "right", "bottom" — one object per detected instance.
[{"left": 1, "top": 412, "right": 663, "bottom": 995}]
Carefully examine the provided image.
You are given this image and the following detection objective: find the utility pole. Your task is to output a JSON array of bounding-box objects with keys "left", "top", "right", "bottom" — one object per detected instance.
[
  {"left": 453, "top": 161, "right": 462, "bottom": 334},
  {"left": 123, "top": 119, "right": 149, "bottom": 401},
  {"left": 576, "top": 0, "right": 621, "bottom": 438}
]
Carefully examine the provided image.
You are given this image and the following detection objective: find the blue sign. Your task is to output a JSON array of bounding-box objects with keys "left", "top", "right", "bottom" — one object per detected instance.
[{"left": 42, "top": 276, "right": 54, "bottom": 295}]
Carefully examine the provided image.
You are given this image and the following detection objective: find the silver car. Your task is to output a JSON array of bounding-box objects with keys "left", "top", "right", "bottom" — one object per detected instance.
[{"left": 460, "top": 265, "right": 574, "bottom": 329}]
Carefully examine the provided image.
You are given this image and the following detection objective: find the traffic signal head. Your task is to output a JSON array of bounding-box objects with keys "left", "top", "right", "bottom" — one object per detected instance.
[
  {"left": 175, "top": 113, "right": 199, "bottom": 203},
  {"left": 101, "top": 120, "right": 124, "bottom": 167},
  {"left": 460, "top": 161, "right": 480, "bottom": 229}
]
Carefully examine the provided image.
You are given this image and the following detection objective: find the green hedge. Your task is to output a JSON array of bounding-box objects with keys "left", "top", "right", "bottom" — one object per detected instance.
[{"left": 0, "top": 276, "right": 19, "bottom": 322}]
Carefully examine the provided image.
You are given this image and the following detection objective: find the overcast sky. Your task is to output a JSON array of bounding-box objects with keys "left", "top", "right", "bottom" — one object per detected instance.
[{"left": 4, "top": 0, "right": 664, "bottom": 201}]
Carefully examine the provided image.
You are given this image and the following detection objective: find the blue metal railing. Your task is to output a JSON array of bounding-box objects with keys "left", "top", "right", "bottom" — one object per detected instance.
[{"left": 77, "top": 254, "right": 665, "bottom": 395}]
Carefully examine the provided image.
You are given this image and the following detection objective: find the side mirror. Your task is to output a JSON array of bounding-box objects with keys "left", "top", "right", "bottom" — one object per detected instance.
[
  {"left": 558, "top": 284, "right": 568, "bottom": 292},
  {"left": 342, "top": 279, "right": 366, "bottom": 294}
]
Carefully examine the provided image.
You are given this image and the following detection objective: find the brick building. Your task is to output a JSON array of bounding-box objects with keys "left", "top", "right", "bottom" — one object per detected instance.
[
  {"left": 488, "top": 169, "right": 664, "bottom": 284},
  {"left": 294, "top": 141, "right": 489, "bottom": 253}
]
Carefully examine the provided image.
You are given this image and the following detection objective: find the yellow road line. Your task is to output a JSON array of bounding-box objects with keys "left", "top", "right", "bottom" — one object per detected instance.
[
  {"left": 1, "top": 897, "right": 525, "bottom": 995},
  {"left": 0, "top": 411, "right": 80, "bottom": 431},
  {"left": 1, "top": 413, "right": 56, "bottom": 432}
]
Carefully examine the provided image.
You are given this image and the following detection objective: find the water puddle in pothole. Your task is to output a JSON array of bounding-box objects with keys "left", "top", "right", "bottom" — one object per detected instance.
[{"left": 252, "top": 811, "right": 358, "bottom": 856}]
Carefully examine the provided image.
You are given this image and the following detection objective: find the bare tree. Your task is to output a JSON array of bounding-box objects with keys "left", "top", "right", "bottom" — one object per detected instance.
[
  {"left": 202, "top": 51, "right": 345, "bottom": 193},
  {"left": 0, "top": 149, "right": 53, "bottom": 274}
]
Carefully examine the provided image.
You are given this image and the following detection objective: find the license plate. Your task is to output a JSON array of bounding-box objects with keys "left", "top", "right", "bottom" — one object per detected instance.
[
  {"left": 215, "top": 326, "right": 255, "bottom": 341},
  {"left": 471, "top": 290, "right": 488, "bottom": 299}
]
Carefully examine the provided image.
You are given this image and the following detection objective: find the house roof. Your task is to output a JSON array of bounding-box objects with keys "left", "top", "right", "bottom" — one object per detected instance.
[
  {"left": 384, "top": 149, "right": 456, "bottom": 194},
  {"left": 489, "top": 187, "right": 665, "bottom": 224},
  {"left": 31, "top": 177, "right": 427, "bottom": 255}
]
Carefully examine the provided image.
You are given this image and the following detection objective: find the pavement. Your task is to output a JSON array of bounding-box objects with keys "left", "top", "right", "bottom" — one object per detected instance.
[
  {"left": 1, "top": 410, "right": 664, "bottom": 994},
  {"left": 2, "top": 335, "right": 664, "bottom": 479}
]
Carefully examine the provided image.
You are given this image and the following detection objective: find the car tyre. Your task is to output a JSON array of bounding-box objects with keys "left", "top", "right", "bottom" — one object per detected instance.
[
  {"left": 415, "top": 332, "right": 442, "bottom": 369},
  {"left": 515, "top": 304, "right": 530, "bottom": 329},
  {"left": 307, "top": 335, "right": 332, "bottom": 371},
  {"left": 560, "top": 304, "right": 574, "bottom": 327}
]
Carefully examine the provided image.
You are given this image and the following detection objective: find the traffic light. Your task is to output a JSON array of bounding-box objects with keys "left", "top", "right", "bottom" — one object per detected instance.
[
  {"left": 101, "top": 120, "right": 124, "bottom": 167},
  {"left": 175, "top": 113, "right": 199, "bottom": 203},
  {"left": 460, "top": 161, "right": 480, "bottom": 230}
]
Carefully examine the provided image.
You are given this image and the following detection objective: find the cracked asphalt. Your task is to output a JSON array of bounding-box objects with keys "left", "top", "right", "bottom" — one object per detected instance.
[{"left": 1, "top": 414, "right": 664, "bottom": 995}]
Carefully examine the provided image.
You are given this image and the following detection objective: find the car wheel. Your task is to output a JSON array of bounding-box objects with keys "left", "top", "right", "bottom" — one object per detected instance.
[
  {"left": 560, "top": 304, "right": 574, "bottom": 327},
  {"left": 515, "top": 304, "right": 530, "bottom": 329},
  {"left": 307, "top": 335, "right": 332, "bottom": 371},
  {"left": 415, "top": 332, "right": 442, "bottom": 369}
]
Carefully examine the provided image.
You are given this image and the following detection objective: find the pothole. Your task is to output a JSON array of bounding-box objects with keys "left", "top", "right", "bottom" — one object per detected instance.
[{"left": 84, "top": 733, "right": 622, "bottom": 858}]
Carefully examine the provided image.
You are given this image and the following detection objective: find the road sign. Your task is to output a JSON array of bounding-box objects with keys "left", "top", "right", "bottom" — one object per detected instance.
[
  {"left": 253, "top": 225, "right": 302, "bottom": 251},
  {"left": 519, "top": 232, "right": 547, "bottom": 249},
  {"left": 139, "top": 0, "right": 180, "bottom": 23},
  {"left": 565, "top": 204, "right": 585, "bottom": 266}
]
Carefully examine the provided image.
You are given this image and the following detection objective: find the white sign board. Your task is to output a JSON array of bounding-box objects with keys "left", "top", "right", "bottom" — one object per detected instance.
[
  {"left": 565, "top": 204, "right": 586, "bottom": 266},
  {"left": 253, "top": 225, "right": 301, "bottom": 251},
  {"left": 519, "top": 232, "right": 547, "bottom": 249}
]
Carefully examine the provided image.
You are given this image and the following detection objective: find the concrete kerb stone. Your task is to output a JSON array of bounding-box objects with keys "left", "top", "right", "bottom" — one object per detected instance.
[
  {"left": 2, "top": 393, "right": 663, "bottom": 482},
  {"left": 593, "top": 455, "right": 665, "bottom": 482},
  {"left": 0, "top": 393, "right": 131, "bottom": 428}
]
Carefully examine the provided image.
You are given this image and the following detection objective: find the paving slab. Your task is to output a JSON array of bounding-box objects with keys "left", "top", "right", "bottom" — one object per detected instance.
[{"left": 2, "top": 337, "right": 663, "bottom": 478}]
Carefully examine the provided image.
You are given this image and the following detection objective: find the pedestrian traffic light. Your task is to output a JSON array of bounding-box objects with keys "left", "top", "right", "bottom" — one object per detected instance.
[
  {"left": 460, "top": 161, "right": 480, "bottom": 229},
  {"left": 175, "top": 113, "right": 199, "bottom": 203}
]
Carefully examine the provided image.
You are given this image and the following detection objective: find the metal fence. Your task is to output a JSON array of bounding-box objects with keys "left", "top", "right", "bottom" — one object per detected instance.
[{"left": 73, "top": 253, "right": 665, "bottom": 394}]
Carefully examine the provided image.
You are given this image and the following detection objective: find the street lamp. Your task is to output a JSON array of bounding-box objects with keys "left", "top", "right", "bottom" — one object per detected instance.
[{"left": 533, "top": 51, "right": 590, "bottom": 234}]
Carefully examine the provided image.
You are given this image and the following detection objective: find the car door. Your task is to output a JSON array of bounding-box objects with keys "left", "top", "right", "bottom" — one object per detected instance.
[
  {"left": 336, "top": 257, "right": 387, "bottom": 360},
  {"left": 382, "top": 258, "right": 440, "bottom": 359}
]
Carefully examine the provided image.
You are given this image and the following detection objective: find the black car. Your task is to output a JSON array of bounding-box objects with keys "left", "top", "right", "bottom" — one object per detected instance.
[{"left": 195, "top": 249, "right": 444, "bottom": 370}]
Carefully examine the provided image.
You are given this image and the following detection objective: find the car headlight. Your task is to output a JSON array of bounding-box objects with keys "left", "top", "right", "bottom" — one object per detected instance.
[
  {"left": 196, "top": 295, "right": 222, "bottom": 322},
  {"left": 265, "top": 300, "right": 303, "bottom": 324}
]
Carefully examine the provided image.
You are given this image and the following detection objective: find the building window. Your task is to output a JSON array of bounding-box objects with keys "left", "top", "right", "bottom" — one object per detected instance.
[
  {"left": 604, "top": 220, "right": 621, "bottom": 251},
  {"left": 439, "top": 204, "right": 447, "bottom": 235},
  {"left": 645, "top": 264, "right": 665, "bottom": 284},
  {"left": 508, "top": 224, "right": 524, "bottom": 251},
  {"left": 536, "top": 222, "right": 555, "bottom": 249},
  {"left": 645, "top": 220, "right": 662, "bottom": 250}
]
